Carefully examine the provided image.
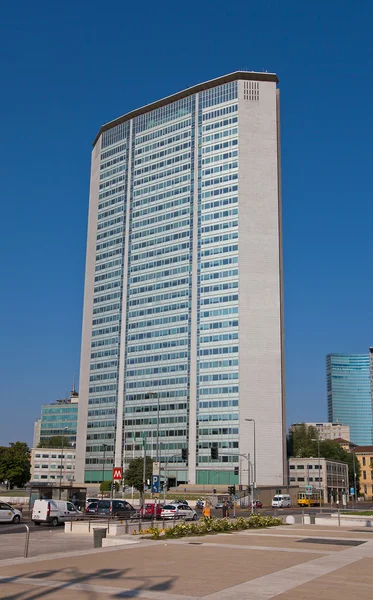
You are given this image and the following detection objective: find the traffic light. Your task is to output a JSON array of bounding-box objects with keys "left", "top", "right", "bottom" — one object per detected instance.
[
  {"left": 211, "top": 446, "right": 219, "bottom": 460},
  {"left": 181, "top": 448, "right": 188, "bottom": 461},
  {"left": 234, "top": 466, "right": 239, "bottom": 476},
  {"left": 228, "top": 485, "right": 236, "bottom": 495}
]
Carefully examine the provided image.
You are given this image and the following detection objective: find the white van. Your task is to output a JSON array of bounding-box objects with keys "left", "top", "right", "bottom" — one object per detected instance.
[
  {"left": 271, "top": 494, "right": 291, "bottom": 508},
  {"left": 32, "top": 499, "right": 82, "bottom": 527}
]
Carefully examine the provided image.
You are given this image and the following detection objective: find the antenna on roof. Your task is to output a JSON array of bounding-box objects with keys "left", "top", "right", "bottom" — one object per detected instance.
[{"left": 72, "top": 373, "right": 76, "bottom": 395}]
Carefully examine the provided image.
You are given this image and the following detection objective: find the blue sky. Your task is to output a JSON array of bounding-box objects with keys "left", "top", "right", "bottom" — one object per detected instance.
[{"left": 1, "top": 0, "right": 373, "bottom": 445}]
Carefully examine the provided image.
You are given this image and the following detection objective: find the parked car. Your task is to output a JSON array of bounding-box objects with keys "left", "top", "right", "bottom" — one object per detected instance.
[
  {"left": 271, "top": 494, "right": 291, "bottom": 508},
  {"left": 85, "top": 497, "right": 100, "bottom": 507},
  {"left": 215, "top": 501, "right": 234, "bottom": 509},
  {"left": 85, "top": 502, "right": 99, "bottom": 514},
  {"left": 32, "top": 499, "right": 83, "bottom": 527},
  {"left": 139, "top": 503, "right": 163, "bottom": 519},
  {"left": 86, "top": 499, "right": 137, "bottom": 518},
  {"left": 170, "top": 499, "right": 189, "bottom": 506},
  {"left": 252, "top": 500, "right": 263, "bottom": 509},
  {"left": 0, "top": 502, "right": 22, "bottom": 524},
  {"left": 161, "top": 504, "right": 198, "bottom": 520}
]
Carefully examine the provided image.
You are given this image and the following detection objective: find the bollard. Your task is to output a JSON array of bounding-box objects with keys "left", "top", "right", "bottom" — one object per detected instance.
[
  {"left": 302, "top": 509, "right": 304, "bottom": 524},
  {"left": 24, "top": 525, "right": 30, "bottom": 558},
  {"left": 88, "top": 516, "right": 91, "bottom": 533},
  {"left": 338, "top": 508, "right": 341, "bottom": 526},
  {"left": 125, "top": 519, "right": 129, "bottom": 534},
  {"left": 70, "top": 516, "right": 73, "bottom": 532},
  {"left": 93, "top": 528, "right": 107, "bottom": 548},
  {"left": 107, "top": 516, "right": 110, "bottom": 535}
]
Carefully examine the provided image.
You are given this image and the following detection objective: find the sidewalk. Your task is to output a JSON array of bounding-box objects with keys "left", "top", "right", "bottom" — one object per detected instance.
[{"left": 0, "top": 524, "right": 373, "bottom": 599}]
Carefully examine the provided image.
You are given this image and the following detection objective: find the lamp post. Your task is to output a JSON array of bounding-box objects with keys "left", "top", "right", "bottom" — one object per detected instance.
[
  {"left": 101, "top": 443, "right": 108, "bottom": 499},
  {"left": 352, "top": 450, "right": 357, "bottom": 504},
  {"left": 311, "top": 437, "right": 322, "bottom": 507},
  {"left": 239, "top": 453, "right": 252, "bottom": 512},
  {"left": 59, "top": 428, "right": 68, "bottom": 500},
  {"left": 245, "top": 419, "right": 256, "bottom": 502},
  {"left": 163, "top": 454, "right": 178, "bottom": 504}
]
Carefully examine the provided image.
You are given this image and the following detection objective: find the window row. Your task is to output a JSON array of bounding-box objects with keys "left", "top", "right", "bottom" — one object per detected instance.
[
  {"left": 134, "top": 151, "right": 190, "bottom": 177},
  {"left": 127, "top": 338, "right": 188, "bottom": 353},
  {"left": 128, "top": 300, "right": 189, "bottom": 319},
  {"left": 128, "top": 313, "right": 188, "bottom": 330},
  {"left": 133, "top": 161, "right": 190, "bottom": 188},
  {"left": 127, "top": 351, "right": 188, "bottom": 365},
  {"left": 128, "top": 288, "right": 189, "bottom": 308},
  {"left": 127, "top": 326, "right": 189, "bottom": 342}
]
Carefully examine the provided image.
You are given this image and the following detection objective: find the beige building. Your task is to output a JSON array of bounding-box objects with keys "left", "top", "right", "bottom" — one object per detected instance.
[
  {"left": 30, "top": 448, "right": 76, "bottom": 485},
  {"left": 289, "top": 457, "right": 349, "bottom": 503},
  {"left": 290, "top": 422, "right": 350, "bottom": 441},
  {"left": 76, "top": 71, "right": 285, "bottom": 488},
  {"left": 353, "top": 446, "right": 373, "bottom": 500}
]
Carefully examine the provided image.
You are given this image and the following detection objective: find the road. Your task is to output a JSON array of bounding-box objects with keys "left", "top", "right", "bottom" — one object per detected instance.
[{"left": 0, "top": 522, "right": 65, "bottom": 535}]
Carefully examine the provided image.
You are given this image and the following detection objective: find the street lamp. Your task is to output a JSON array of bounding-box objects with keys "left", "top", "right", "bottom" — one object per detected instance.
[
  {"left": 245, "top": 419, "right": 256, "bottom": 501},
  {"left": 101, "top": 443, "right": 108, "bottom": 499},
  {"left": 59, "top": 427, "right": 68, "bottom": 500},
  {"left": 311, "top": 437, "right": 322, "bottom": 507},
  {"left": 239, "top": 453, "right": 253, "bottom": 513}
]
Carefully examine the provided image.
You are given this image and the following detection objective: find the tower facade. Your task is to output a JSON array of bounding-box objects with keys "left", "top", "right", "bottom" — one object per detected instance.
[
  {"left": 75, "top": 72, "right": 285, "bottom": 487},
  {"left": 327, "top": 353, "right": 373, "bottom": 445}
]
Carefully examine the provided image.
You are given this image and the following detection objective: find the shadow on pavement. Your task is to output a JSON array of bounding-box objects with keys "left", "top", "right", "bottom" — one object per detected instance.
[{"left": 1, "top": 565, "right": 178, "bottom": 599}]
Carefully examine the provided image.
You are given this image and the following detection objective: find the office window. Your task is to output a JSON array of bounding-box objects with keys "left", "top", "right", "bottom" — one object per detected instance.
[
  {"left": 297, "top": 477, "right": 305, "bottom": 482},
  {"left": 362, "top": 457, "right": 366, "bottom": 466},
  {"left": 296, "top": 465, "right": 304, "bottom": 469},
  {"left": 289, "top": 465, "right": 295, "bottom": 470},
  {"left": 363, "top": 470, "right": 367, "bottom": 479}
]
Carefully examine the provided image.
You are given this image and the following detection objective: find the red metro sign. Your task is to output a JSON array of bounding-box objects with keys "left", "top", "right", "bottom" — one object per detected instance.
[{"left": 112, "top": 467, "right": 123, "bottom": 480}]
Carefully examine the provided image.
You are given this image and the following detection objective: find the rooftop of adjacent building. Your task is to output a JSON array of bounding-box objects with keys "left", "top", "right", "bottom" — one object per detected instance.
[
  {"left": 289, "top": 457, "right": 349, "bottom": 466},
  {"left": 352, "top": 445, "right": 373, "bottom": 453},
  {"left": 41, "top": 391, "right": 79, "bottom": 409},
  {"left": 93, "top": 70, "right": 279, "bottom": 146}
]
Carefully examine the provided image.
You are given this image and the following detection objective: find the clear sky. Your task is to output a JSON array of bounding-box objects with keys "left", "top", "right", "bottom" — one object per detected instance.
[{"left": 1, "top": 0, "right": 373, "bottom": 446}]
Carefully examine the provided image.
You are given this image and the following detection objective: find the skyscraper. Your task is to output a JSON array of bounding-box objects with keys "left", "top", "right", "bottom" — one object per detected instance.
[
  {"left": 326, "top": 353, "right": 373, "bottom": 445},
  {"left": 75, "top": 72, "right": 285, "bottom": 487}
]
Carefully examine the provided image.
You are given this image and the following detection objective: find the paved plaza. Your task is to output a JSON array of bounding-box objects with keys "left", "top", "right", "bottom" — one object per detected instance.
[{"left": 0, "top": 524, "right": 373, "bottom": 598}]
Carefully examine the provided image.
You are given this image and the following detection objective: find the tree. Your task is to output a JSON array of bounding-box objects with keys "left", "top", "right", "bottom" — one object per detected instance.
[
  {"left": 0, "top": 442, "right": 30, "bottom": 488},
  {"left": 100, "top": 480, "right": 119, "bottom": 492},
  {"left": 288, "top": 425, "right": 361, "bottom": 494},
  {"left": 37, "top": 436, "right": 70, "bottom": 449},
  {"left": 287, "top": 424, "right": 319, "bottom": 458},
  {"left": 123, "top": 456, "right": 153, "bottom": 493}
]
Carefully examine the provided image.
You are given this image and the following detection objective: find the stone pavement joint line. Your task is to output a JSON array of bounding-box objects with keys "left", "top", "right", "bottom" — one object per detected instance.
[
  {"left": 174, "top": 540, "right": 337, "bottom": 555},
  {"left": 202, "top": 541, "right": 373, "bottom": 599},
  {"left": 0, "top": 576, "right": 196, "bottom": 600}
]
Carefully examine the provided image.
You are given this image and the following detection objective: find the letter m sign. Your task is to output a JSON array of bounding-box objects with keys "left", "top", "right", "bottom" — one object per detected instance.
[{"left": 112, "top": 467, "right": 123, "bottom": 480}]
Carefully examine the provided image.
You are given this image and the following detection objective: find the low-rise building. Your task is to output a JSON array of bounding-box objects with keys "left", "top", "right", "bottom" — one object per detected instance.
[
  {"left": 352, "top": 446, "right": 373, "bottom": 500},
  {"left": 33, "top": 390, "right": 79, "bottom": 447},
  {"left": 30, "top": 448, "right": 76, "bottom": 485},
  {"left": 290, "top": 422, "right": 351, "bottom": 441},
  {"left": 288, "top": 457, "right": 349, "bottom": 503}
]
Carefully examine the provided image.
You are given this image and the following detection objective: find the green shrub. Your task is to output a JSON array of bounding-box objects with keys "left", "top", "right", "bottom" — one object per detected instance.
[{"left": 149, "top": 515, "right": 282, "bottom": 540}]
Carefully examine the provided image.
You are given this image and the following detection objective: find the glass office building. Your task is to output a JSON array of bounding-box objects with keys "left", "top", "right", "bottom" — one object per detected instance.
[
  {"left": 75, "top": 72, "right": 285, "bottom": 486},
  {"left": 33, "top": 392, "right": 79, "bottom": 447},
  {"left": 327, "top": 353, "right": 373, "bottom": 445}
]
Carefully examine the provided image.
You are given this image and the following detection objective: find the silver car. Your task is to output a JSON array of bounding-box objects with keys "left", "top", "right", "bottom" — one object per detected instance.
[
  {"left": 161, "top": 503, "right": 198, "bottom": 521},
  {"left": 0, "top": 502, "right": 22, "bottom": 524}
]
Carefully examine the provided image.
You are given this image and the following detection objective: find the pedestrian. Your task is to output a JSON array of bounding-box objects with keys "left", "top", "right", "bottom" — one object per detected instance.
[
  {"left": 203, "top": 504, "right": 211, "bottom": 518},
  {"left": 222, "top": 501, "right": 229, "bottom": 518}
]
